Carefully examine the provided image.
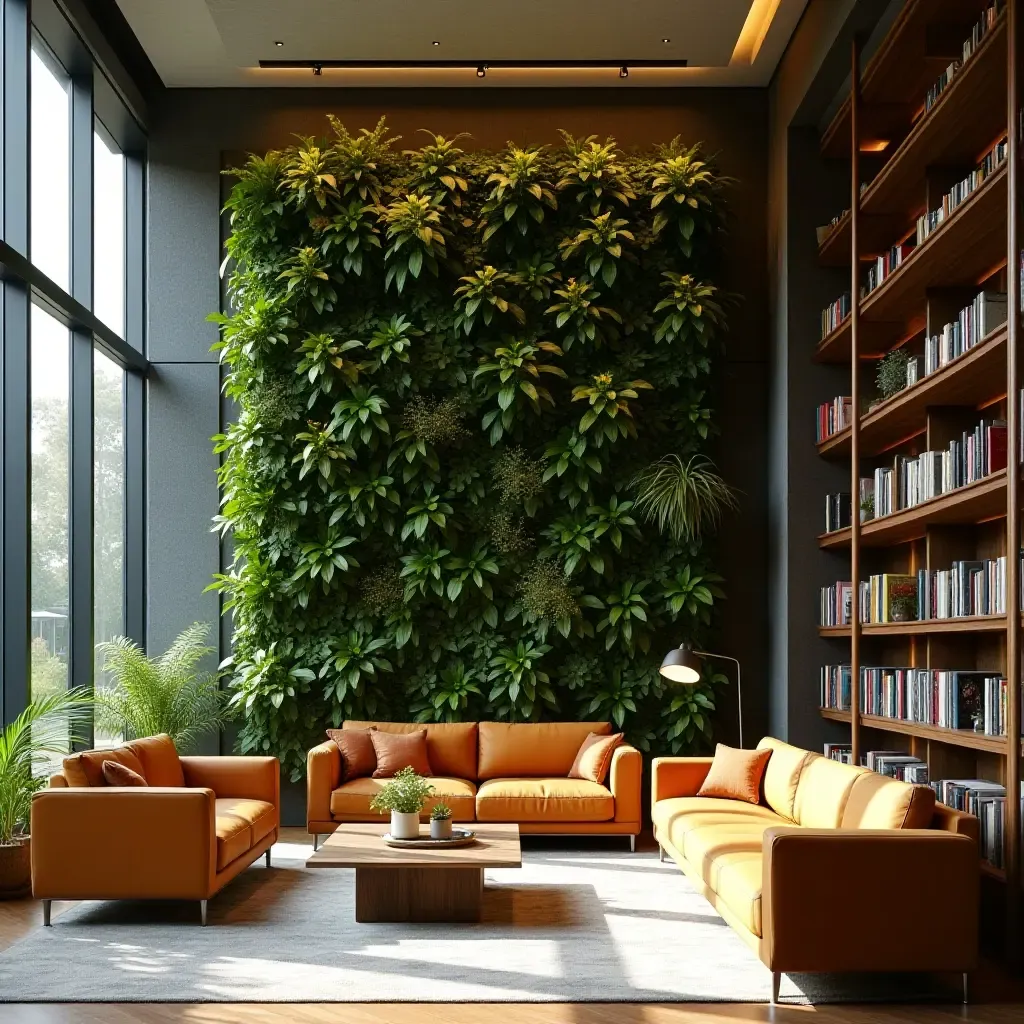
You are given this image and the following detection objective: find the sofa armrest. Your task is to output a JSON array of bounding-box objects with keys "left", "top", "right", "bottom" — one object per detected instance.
[
  {"left": 31, "top": 787, "right": 217, "bottom": 900},
  {"left": 307, "top": 740, "right": 341, "bottom": 829},
  {"left": 609, "top": 744, "right": 641, "bottom": 825},
  {"left": 761, "top": 826, "right": 979, "bottom": 973},
  {"left": 651, "top": 756, "right": 714, "bottom": 803},
  {"left": 180, "top": 755, "right": 280, "bottom": 807}
]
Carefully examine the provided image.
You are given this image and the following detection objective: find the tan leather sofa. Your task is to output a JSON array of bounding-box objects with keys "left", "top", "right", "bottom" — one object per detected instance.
[
  {"left": 652, "top": 737, "right": 979, "bottom": 1002},
  {"left": 31, "top": 734, "right": 280, "bottom": 925},
  {"left": 308, "top": 720, "right": 642, "bottom": 848}
]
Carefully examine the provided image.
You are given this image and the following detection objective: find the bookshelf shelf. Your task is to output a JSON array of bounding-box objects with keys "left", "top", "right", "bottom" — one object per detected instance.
[
  {"left": 819, "top": 707, "right": 1014, "bottom": 754},
  {"left": 818, "top": 468, "right": 1007, "bottom": 549},
  {"left": 819, "top": 614, "right": 1009, "bottom": 638},
  {"left": 817, "top": 325, "right": 1007, "bottom": 459},
  {"left": 815, "top": 163, "right": 1008, "bottom": 365}
]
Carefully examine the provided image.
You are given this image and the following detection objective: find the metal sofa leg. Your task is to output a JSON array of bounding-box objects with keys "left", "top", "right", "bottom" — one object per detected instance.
[
  {"left": 771, "top": 971, "right": 781, "bottom": 1005},
  {"left": 200, "top": 900, "right": 208, "bottom": 926},
  {"left": 265, "top": 849, "right": 271, "bottom": 867},
  {"left": 629, "top": 834, "right": 636, "bottom": 853},
  {"left": 963, "top": 972, "right": 969, "bottom": 1005},
  {"left": 659, "top": 843, "right": 666, "bottom": 863},
  {"left": 313, "top": 834, "right": 319, "bottom": 852},
  {"left": 42, "top": 899, "right": 51, "bottom": 927}
]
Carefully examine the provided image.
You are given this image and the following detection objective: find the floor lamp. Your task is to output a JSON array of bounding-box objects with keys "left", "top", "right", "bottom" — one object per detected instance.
[{"left": 659, "top": 645, "right": 744, "bottom": 749}]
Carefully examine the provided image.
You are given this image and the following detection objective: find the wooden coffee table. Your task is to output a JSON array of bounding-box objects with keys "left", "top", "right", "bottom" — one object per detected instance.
[{"left": 305, "top": 822, "right": 522, "bottom": 922}]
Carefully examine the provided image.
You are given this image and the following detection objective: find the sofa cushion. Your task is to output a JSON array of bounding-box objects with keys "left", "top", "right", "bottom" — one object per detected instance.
[
  {"left": 793, "top": 754, "right": 867, "bottom": 828},
  {"left": 101, "top": 760, "right": 147, "bottom": 787},
  {"left": 344, "top": 721, "right": 477, "bottom": 781},
  {"left": 475, "top": 778, "right": 614, "bottom": 822},
  {"left": 125, "top": 734, "right": 185, "bottom": 788},
  {"left": 477, "top": 722, "right": 612, "bottom": 780},
  {"left": 214, "top": 797, "right": 275, "bottom": 871},
  {"left": 703, "top": 850, "right": 764, "bottom": 937},
  {"left": 326, "top": 727, "right": 377, "bottom": 781},
  {"left": 653, "top": 796, "right": 787, "bottom": 856},
  {"left": 842, "top": 771, "right": 937, "bottom": 830},
  {"left": 569, "top": 732, "right": 622, "bottom": 784},
  {"left": 370, "top": 729, "right": 432, "bottom": 778},
  {"left": 697, "top": 744, "right": 772, "bottom": 804},
  {"left": 330, "top": 777, "right": 477, "bottom": 821},
  {"left": 756, "top": 737, "right": 814, "bottom": 819},
  {"left": 63, "top": 746, "right": 147, "bottom": 788}
]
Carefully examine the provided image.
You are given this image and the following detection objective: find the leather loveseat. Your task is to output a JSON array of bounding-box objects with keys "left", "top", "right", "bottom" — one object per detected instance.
[
  {"left": 651, "top": 737, "right": 979, "bottom": 1002},
  {"left": 31, "top": 733, "right": 280, "bottom": 925},
  {"left": 307, "top": 720, "right": 642, "bottom": 848}
]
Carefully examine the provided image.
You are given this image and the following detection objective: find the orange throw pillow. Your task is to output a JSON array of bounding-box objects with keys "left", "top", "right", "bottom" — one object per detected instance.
[
  {"left": 101, "top": 760, "right": 148, "bottom": 787},
  {"left": 569, "top": 732, "right": 623, "bottom": 784},
  {"left": 371, "top": 729, "right": 432, "bottom": 779},
  {"left": 697, "top": 743, "right": 772, "bottom": 804},
  {"left": 326, "top": 727, "right": 378, "bottom": 781}
]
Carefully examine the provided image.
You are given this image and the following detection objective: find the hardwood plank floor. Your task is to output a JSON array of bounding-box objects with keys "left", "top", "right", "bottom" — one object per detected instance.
[{"left": 2, "top": 828, "right": 1021, "bottom": 1024}]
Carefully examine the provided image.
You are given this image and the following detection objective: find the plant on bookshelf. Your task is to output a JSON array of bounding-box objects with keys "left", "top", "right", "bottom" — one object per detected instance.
[{"left": 875, "top": 349, "right": 909, "bottom": 400}]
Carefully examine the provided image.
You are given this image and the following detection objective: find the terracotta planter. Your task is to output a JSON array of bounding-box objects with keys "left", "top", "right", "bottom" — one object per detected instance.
[{"left": 0, "top": 837, "right": 31, "bottom": 899}]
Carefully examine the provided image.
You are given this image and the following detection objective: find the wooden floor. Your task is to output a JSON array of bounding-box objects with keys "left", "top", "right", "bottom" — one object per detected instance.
[{"left": 1, "top": 828, "right": 1021, "bottom": 1024}]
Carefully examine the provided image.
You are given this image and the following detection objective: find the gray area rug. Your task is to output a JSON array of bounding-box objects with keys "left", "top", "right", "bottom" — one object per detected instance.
[{"left": 0, "top": 838, "right": 953, "bottom": 1003}]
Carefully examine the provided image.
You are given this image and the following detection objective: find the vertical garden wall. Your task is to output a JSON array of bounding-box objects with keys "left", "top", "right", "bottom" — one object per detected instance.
[{"left": 212, "top": 118, "right": 735, "bottom": 779}]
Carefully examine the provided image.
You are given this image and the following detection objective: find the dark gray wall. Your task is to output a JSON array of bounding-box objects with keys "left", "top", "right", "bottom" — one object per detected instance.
[{"left": 145, "top": 87, "right": 771, "bottom": 788}]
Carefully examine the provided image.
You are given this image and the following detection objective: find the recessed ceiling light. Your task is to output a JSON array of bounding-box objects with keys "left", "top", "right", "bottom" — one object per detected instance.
[
  {"left": 476, "top": 65, "right": 486, "bottom": 78},
  {"left": 274, "top": 40, "right": 284, "bottom": 47},
  {"left": 619, "top": 65, "right": 629, "bottom": 78},
  {"left": 662, "top": 38, "right": 671, "bottom": 43},
  {"left": 432, "top": 40, "right": 440, "bottom": 46}
]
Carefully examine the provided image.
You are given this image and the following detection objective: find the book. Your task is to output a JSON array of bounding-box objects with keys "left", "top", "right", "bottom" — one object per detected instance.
[
  {"left": 820, "top": 581, "right": 853, "bottom": 626},
  {"left": 815, "top": 396, "right": 851, "bottom": 443},
  {"left": 824, "top": 743, "right": 853, "bottom": 763},
  {"left": 859, "top": 574, "right": 917, "bottom": 624},
  {"left": 820, "top": 665, "right": 851, "bottom": 711},
  {"left": 917, "top": 555, "right": 1007, "bottom": 619},
  {"left": 824, "top": 492, "right": 852, "bottom": 533},
  {"left": 924, "top": 291, "right": 1006, "bottom": 374},
  {"left": 821, "top": 294, "right": 851, "bottom": 340}
]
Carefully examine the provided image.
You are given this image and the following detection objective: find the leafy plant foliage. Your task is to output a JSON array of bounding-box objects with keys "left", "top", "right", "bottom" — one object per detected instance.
[{"left": 213, "top": 120, "right": 734, "bottom": 779}]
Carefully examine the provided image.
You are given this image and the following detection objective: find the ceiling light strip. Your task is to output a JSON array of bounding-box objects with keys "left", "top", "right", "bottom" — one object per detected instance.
[{"left": 258, "top": 59, "right": 688, "bottom": 71}]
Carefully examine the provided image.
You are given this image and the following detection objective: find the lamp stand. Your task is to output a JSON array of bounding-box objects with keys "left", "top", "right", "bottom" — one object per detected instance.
[{"left": 693, "top": 650, "right": 743, "bottom": 749}]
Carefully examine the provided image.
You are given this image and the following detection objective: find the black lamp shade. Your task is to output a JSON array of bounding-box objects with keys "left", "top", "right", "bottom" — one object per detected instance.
[{"left": 660, "top": 645, "right": 702, "bottom": 684}]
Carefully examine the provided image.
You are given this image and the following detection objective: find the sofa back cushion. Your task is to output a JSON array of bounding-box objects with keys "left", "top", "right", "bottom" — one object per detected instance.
[
  {"left": 344, "top": 721, "right": 477, "bottom": 780},
  {"left": 842, "top": 771, "right": 937, "bottom": 829},
  {"left": 63, "top": 745, "right": 147, "bottom": 788},
  {"left": 125, "top": 734, "right": 184, "bottom": 787},
  {"left": 477, "top": 722, "right": 612, "bottom": 780},
  {"left": 793, "top": 754, "right": 867, "bottom": 828},
  {"left": 755, "top": 736, "right": 814, "bottom": 820}
]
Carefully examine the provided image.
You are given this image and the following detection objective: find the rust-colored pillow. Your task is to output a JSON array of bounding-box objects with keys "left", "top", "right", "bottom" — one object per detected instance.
[
  {"left": 697, "top": 743, "right": 772, "bottom": 804},
  {"left": 101, "top": 760, "right": 148, "bottom": 787},
  {"left": 569, "top": 732, "right": 623, "bottom": 784},
  {"left": 371, "top": 729, "right": 432, "bottom": 779},
  {"left": 326, "top": 727, "right": 378, "bottom": 781}
]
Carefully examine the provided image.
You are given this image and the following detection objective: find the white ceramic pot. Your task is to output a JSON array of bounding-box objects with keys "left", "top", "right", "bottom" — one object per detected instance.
[
  {"left": 390, "top": 810, "right": 420, "bottom": 840},
  {"left": 430, "top": 817, "right": 453, "bottom": 840}
]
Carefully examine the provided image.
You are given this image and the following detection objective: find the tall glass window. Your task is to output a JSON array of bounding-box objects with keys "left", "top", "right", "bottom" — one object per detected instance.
[
  {"left": 30, "top": 305, "right": 71, "bottom": 718},
  {"left": 30, "top": 45, "right": 71, "bottom": 289},
  {"left": 94, "top": 129, "right": 125, "bottom": 334},
  {"left": 93, "top": 351, "right": 125, "bottom": 747}
]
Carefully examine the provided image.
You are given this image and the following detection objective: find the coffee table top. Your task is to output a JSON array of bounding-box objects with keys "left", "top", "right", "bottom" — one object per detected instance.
[{"left": 306, "top": 823, "right": 522, "bottom": 869}]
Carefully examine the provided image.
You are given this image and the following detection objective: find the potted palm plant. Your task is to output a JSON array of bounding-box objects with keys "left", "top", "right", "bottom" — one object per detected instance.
[
  {"left": 369, "top": 767, "right": 434, "bottom": 839},
  {"left": 0, "top": 688, "right": 92, "bottom": 899},
  {"left": 95, "top": 623, "right": 234, "bottom": 749}
]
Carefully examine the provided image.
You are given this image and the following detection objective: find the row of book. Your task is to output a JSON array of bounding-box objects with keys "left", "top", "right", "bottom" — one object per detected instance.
[
  {"left": 821, "top": 745, "right": 1012, "bottom": 869},
  {"left": 820, "top": 664, "right": 1010, "bottom": 736},
  {"left": 857, "top": 574, "right": 915, "bottom": 625},
  {"left": 916, "top": 139, "right": 1007, "bottom": 246},
  {"left": 862, "top": 416, "right": 1007, "bottom": 518},
  {"left": 922, "top": 1, "right": 1003, "bottom": 115},
  {"left": 823, "top": 491, "right": 852, "bottom": 533},
  {"left": 863, "top": 243, "right": 914, "bottom": 296},
  {"left": 917, "top": 556, "right": 1014, "bottom": 620},
  {"left": 815, "top": 396, "right": 852, "bottom": 443},
  {"left": 920, "top": 290, "right": 1007, "bottom": 377},
  {"left": 820, "top": 293, "right": 851, "bottom": 341}
]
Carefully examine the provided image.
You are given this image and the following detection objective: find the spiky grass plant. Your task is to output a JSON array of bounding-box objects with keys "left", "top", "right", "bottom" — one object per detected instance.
[
  {"left": 95, "top": 622, "right": 234, "bottom": 751},
  {"left": 630, "top": 454, "right": 738, "bottom": 543},
  {"left": 0, "top": 688, "right": 93, "bottom": 845}
]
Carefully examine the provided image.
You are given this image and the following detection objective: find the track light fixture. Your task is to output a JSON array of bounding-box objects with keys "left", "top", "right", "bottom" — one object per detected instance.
[{"left": 260, "top": 58, "right": 688, "bottom": 74}]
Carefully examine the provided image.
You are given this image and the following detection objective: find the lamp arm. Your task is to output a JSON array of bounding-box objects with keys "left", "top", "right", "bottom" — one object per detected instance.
[{"left": 692, "top": 650, "right": 743, "bottom": 749}]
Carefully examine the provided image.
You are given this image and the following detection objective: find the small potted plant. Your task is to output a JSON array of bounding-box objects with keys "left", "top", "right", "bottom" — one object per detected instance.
[
  {"left": 430, "top": 802, "right": 453, "bottom": 840},
  {"left": 369, "top": 766, "right": 434, "bottom": 840}
]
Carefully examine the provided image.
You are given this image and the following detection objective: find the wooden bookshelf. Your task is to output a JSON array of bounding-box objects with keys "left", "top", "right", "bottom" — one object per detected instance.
[{"left": 814, "top": 0, "right": 1022, "bottom": 932}]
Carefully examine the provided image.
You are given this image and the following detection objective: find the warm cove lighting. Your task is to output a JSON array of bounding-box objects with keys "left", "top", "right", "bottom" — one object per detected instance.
[
  {"left": 258, "top": 58, "right": 689, "bottom": 74},
  {"left": 731, "top": 0, "right": 784, "bottom": 65}
]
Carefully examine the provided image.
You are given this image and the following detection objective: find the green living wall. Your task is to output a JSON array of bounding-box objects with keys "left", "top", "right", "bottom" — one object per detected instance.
[{"left": 212, "top": 118, "right": 735, "bottom": 780}]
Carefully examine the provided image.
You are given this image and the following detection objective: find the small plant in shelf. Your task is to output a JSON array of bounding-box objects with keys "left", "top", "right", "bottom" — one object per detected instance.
[
  {"left": 875, "top": 349, "right": 910, "bottom": 400},
  {"left": 430, "top": 802, "right": 453, "bottom": 840},
  {"left": 369, "top": 766, "right": 434, "bottom": 840},
  {"left": 859, "top": 494, "right": 874, "bottom": 522}
]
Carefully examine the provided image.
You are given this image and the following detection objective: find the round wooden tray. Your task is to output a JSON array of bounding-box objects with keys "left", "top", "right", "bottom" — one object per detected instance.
[{"left": 383, "top": 828, "right": 477, "bottom": 849}]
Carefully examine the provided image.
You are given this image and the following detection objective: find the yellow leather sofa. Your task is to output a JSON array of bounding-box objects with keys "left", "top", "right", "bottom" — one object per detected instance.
[
  {"left": 651, "top": 737, "right": 979, "bottom": 1002},
  {"left": 31, "top": 733, "right": 280, "bottom": 925},
  {"left": 307, "top": 720, "right": 642, "bottom": 848}
]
